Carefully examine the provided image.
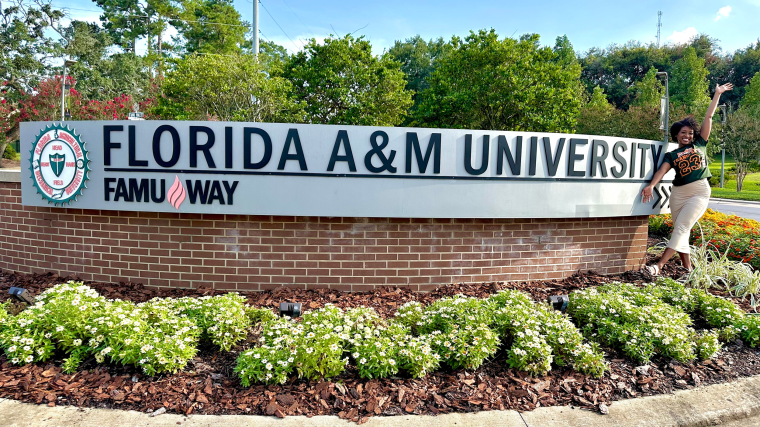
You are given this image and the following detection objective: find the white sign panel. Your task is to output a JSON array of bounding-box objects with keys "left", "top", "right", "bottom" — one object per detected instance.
[{"left": 20, "top": 121, "right": 675, "bottom": 218}]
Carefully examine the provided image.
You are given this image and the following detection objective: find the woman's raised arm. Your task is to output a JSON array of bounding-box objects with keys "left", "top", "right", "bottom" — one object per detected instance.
[{"left": 701, "top": 83, "right": 734, "bottom": 141}]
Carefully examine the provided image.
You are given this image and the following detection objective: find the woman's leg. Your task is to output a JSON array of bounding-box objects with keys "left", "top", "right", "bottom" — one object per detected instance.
[
  {"left": 678, "top": 251, "right": 691, "bottom": 270},
  {"left": 656, "top": 247, "right": 677, "bottom": 271}
]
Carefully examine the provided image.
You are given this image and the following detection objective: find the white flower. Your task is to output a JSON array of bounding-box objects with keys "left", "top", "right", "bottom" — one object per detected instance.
[
  {"left": 389, "top": 359, "right": 396, "bottom": 366},
  {"left": 25, "top": 355, "right": 33, "bottom": 363},
  {"left": 266, "top": 363, "right": 273, "bottom": 370},
  {"left": 23, "top": 346, "right": 30, "bottom": 351},
  {"left": 55, "top": 326, "right": 64, "bottom": 332},
  {"left": 8, "top": 345, "right": 17, "bottom": 352},
  {"left": 73, "top": 339, "right": 82, "bottom": 346},
  {"left": 359, "top": 358, "right": 367, "bottom": 364},
  {"left": 353, "top": 352, "right": 359, "bottom": 358}
]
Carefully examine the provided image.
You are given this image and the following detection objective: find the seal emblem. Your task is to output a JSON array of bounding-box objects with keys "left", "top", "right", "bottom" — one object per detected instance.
[{"left": 29, "top": 124, "right": 90, "bottom": 205}]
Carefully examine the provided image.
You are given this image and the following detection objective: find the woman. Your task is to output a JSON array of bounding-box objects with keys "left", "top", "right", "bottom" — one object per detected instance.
[{"left": 641, "top": 82, "right": 733, "bottom": 276}]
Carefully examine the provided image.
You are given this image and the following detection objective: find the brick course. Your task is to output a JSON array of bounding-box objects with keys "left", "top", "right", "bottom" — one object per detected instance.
[{"left": 0, "top": 182, "right": 648, "bottom": 291}]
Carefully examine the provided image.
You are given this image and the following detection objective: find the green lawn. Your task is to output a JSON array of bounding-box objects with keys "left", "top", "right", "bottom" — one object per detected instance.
[{"left": 708, "top": 155, "right": 760, "bottom": 201}]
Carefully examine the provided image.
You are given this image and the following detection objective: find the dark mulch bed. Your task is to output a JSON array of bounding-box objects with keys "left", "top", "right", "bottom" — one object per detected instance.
[{"left": 1, "top": 243, "right": 759, "bottom": 423}]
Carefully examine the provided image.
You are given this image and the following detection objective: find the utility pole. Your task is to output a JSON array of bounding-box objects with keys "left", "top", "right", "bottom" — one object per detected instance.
[
  {"left": 656, "top": 11, "right": 662, "bottom": 47},
  {"left": 252, "top": 0, "right": 259, "bottom": 57}
]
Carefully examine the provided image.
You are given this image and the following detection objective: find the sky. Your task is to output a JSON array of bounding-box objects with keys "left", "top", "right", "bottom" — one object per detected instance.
[{"left": 58, "top": 0, "right": 760, "bottom": 57}]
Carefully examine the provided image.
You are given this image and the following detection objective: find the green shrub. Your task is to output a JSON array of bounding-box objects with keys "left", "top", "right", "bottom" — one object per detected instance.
[{"left": 2, "top": 142, "right": 20, "bottom": 161}]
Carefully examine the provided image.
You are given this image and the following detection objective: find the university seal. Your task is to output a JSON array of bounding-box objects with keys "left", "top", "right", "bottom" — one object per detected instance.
[{"left": 29, "top": 124, "right": 90, "bottom": 205}]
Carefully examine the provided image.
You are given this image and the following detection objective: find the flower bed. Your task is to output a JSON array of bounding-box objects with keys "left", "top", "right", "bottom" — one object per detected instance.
[
  {"left": 3, "top": 278, "right": 760, "bottom": 388},
  {"left": 649, "top": 209, "right": 760, "bottom": 268},
  {"left": 2, "top": 269, "right": 760, "bottom": 421}
]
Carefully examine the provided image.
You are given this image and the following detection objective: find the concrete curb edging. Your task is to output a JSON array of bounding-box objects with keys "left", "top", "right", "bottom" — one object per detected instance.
[{"left": 2, "top": 374, "right": 760, "bottom": 427}]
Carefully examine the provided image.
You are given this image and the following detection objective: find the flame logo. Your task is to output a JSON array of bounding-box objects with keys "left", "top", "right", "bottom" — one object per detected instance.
[{"left": 167, "top": 175, "right": 186, "bottom": 210}]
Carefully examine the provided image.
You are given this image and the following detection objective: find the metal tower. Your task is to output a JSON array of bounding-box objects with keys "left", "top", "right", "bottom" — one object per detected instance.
[{"left": 656, "top": 11, "right": 662, "bottom": 47}]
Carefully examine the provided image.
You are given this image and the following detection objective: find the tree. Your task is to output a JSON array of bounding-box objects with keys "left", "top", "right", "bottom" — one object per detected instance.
[
  {"left": 385, "top": 35, "right": 451, "bottom": 123},
  {"left": 724, "top": 108, "right": 760, "bottom": 192},
  {"left": 575, "top": 86, "right": 661, "bottom": 140},
  {"left": 0, "top": 0, "right": 64, "bottom": 145},
  {"left": 740, "top": 71, "right": 760, "bottom": 111},
  {"left": 414, "top": 30, "right": 582, "bottom": 132},
  {"left": 158, "top": 52, "right": 303, "bottom": 122},
  {"left": 669, "top": 47, "right": 711, "bottom": 113},
  {"left": 174, "top": 0, "right": 247, "bottom": 55},
  {"left": 259, "top": 40, "right": 289, "bottom": 73},
  {"left": 283, "top": 35, "right": 412, "bottom": 126},
  {"left": 630, "top": 67, "right": 664, "bottom": 108}
]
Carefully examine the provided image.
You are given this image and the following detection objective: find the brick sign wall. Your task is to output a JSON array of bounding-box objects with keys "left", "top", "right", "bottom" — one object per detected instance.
[{"left": 1, "top": 180, "right": 648, "bottom": 291}]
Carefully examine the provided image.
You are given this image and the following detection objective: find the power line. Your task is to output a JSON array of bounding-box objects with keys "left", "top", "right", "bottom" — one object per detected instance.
[
  {"left": 277, "top": 0, "right": 311, "bottom": 40},
  {"left": 259, "top": 1, "right": 301, "bottom": 51}
]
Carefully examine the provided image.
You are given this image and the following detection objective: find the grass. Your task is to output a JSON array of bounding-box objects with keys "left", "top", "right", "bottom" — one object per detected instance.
[{"left": 708, "top": 154, "right": 760, "bottom": 202}]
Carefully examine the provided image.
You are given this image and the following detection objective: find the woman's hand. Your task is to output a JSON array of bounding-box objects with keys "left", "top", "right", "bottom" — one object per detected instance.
[
  {"left": 641, "top": 186, "right": 654, "bottom": 204},
  {"left": 715, "top": 83, "right": 734, "bottom": 95}
]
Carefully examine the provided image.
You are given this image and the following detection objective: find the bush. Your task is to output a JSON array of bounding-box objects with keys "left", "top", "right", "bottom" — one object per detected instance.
[{"left": 2, "top": 142, "right": 19, "bottom": 161}]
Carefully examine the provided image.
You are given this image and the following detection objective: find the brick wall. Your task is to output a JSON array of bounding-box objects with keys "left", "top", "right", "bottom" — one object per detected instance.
[{"left": 0, "top": 181, "right": 648, "bottom": 291}]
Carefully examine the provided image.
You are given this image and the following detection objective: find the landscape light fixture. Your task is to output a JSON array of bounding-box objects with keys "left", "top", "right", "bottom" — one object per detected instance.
[
  {"left": 548, "top": 295, "right": 569, "bottom": 312},
  {"left": 9, "top": 287, "right": 35, "bottom": 305},
  {"left": 279, "top": 302, "right": 302, "bottom": 318}
]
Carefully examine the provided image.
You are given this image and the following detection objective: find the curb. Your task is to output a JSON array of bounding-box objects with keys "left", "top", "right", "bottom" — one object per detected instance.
[
  {"left": 2, "top": 374, "right": 760, "bottom": 427},
  {"left": 710, "top": 197, "right": 760, "bottom": 206}
]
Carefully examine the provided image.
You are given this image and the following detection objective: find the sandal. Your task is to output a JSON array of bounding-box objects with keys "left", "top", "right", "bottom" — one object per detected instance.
[{"left": 645, "top": 265, "right": 660, "bottom": 277}]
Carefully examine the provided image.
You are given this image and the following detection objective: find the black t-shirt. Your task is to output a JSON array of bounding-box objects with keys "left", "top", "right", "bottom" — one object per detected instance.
[{"left": 662, "top": 135, "right": 712, "bottom": 186}]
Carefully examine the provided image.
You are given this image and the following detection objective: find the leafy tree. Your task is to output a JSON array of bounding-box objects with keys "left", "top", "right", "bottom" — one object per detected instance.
[
  {"left": 283, "top": 35, "right": 412, "bottom": 126},
  {"left": 385, "top": 35, "right": 451, "bottom": 123},
  {"left": 58, "top": 21, "right": 153, "bottom": 101},
  {"left": 414, "top": 30, "right": 582, "bottom": 132},
  {"left": 576, "top": 85, "right": 662, "bottom": 140},
  {"left": 740, "top": 71, "right": 760, "bottom": 111},
  {"left": 158, "top": 52, "right": 303, "bottom": 122},
  {"left": 259, "top": 40, "right": 289, "bottom": 73},
  {"left": 667, "top": 47, "right": 711, "bottom": 113},
  {"left": 724, "top": 108, "right": 760, "bottom": 191},
  {"left": 630, "top": 67, "right": 664, "bottom": 108},
  {"left": 0, "top": 0, "right": 64, "bottom": 143},
  {"left": 174, "top": 0, "right": 247, "bottom": 55}
]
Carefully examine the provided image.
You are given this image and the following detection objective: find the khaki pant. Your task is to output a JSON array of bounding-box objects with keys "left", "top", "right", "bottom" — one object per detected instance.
[{"left": 668, "top": 178, "right": 711, "bottom": 253}]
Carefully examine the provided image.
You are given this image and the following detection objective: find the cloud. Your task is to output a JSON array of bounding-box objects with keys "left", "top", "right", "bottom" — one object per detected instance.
[
  {"left": 714, "top": 6, "right": 732, "bottom": 21},
  {"left": 666, "top": 27, "right": 698, "bottom": 45}
]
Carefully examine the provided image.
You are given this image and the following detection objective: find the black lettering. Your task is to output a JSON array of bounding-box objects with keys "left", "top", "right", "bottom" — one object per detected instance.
[
  {"left": 114, "top": 178, "right": 131, "bottom": 202},
  {"left": 651, "top": 143, "right": 664, "bottom": 169},
  {"left": 128, "top": 125, "right": 147, "bottom": 167},
  {"left": 638, "top": 144, "right": 651, "bottom": 178},
  {"left": 590, "top": 139, "right": 609, "bottom": 178},
  {"left": 611, "top": 141, "right": 628, "bottom": 178},
  {"left": 629, "top": 142, "right": 637, "bottom": 178},
  {"left": 464, "top": 135, "right": 489, "bottom": 175},
  {"left": 190, "top": 126, "right": 216, "bottom": 168},
  {"left": 104, "top": 177, "right": 117, "bottom": 201},
  {"left": 327, "top": 130, "right": 357, "bottom": 172},
  {"left": 186, "top": 180, "right": 210, "bottom": 204},
  {"left": 277, "top": 128, "right": 308, "bottom": 170},
  {"left": 529, "top": 136, "right": 538, "bottom": 176},
  {"left": 152, "top": 125, "right": 181, "bottom": 168},
  {"left": 128, "top": 178, "right": 149, "bottom": 202},
  {"left": 243, "top": 128, "right": 272, "bottom": 169},
  {"left": 207, "top": 181, "right": 225, "bottom": 205},
  {"left": 151, "top": 179, "right": 165, "bottom": 203},
  {"left": 103, "top": 125, "right": 123, "bottom": 166},
  {"left": 405, "top": 132, "right": 441, "bottom": 174},
  {"left": 543, "top": 137, "right": 565, "bottom": 177},
  {"left": 567, "top": 138, "right": 588, "bottom": 177},
  {"left": 223, "top": 181, "right": 238, "bottom": 205},
  {"left": 225, "top": 127, "right": 233, "bottom": 168},
  {"left": 496, "top": 135, "right": 522, "bottom": 175}
]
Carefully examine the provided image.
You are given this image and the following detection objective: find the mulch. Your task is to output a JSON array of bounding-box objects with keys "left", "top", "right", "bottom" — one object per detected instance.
[{"left": 1, "top": 238, "right": 759, "bottom": 423}]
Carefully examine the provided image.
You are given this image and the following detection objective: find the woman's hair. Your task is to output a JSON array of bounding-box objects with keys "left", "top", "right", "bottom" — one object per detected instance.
[{"left": 670, "top": 117, "right": 700, "bottom": 142}]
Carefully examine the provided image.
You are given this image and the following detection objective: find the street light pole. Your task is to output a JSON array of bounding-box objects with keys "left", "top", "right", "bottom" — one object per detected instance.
[
  {"left": 656, "top": 71, "right": 669, "bottom": 145},
  {"left": 719, "top": 104, "right": 727, "bottom": 188},
  {"left": 60, "top": 59, "right": 76, "bottom": 122}
]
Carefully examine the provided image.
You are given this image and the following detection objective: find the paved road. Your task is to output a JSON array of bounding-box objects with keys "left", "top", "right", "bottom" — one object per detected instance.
[{"left": 709, "top": 198, "right": 760, "bottom": 221}]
